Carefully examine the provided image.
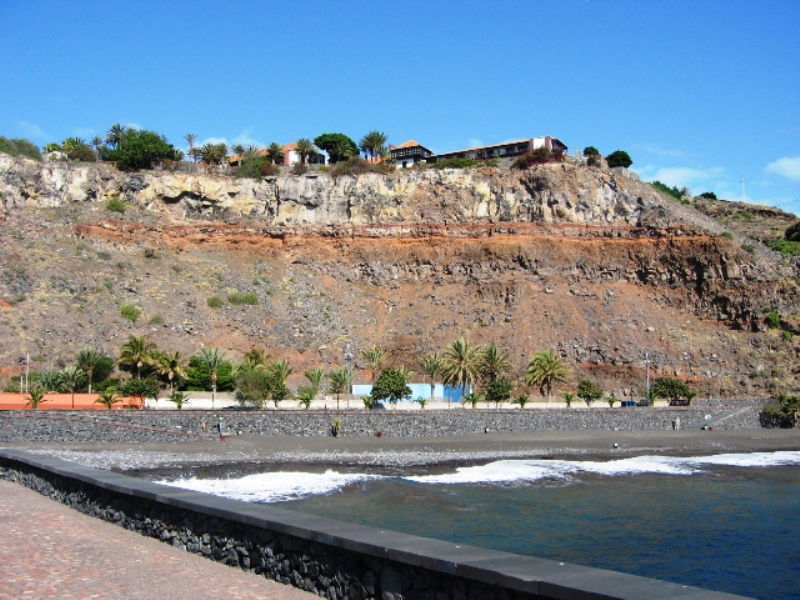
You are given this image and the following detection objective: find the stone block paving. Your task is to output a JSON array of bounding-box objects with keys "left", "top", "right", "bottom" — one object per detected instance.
[{"left": 0, "top": 480, "right": 317, "bottom": 600}]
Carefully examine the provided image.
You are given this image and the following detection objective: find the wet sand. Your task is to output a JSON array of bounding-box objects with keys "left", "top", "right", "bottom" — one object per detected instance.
[{"left": 7, "top": 429, "right": 799, "bottom": 474}]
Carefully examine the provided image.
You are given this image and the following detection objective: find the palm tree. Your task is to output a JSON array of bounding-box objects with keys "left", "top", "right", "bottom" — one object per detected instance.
[
  {"left": 60, "top": 366, "right": 86, "bottom": 410},
  {"left": 266, "top": 359, "right": 293, "bottom": 407},
  {"left": 359, "top": 131, "right": 388, "bottom": 161},
  {"left": 96, "top": 388, "right": 120, "bottom": 410},
  {"left": 154, "top": 351, "right": 188, "bottom": 393},
  {"left": 38, "top": 371, "right": 63, "bottom": 393},
  {"left": 91, "top": 135, "right": 104, "bottom": 156},
  {"left": 327, "top": 366, "right": 352, "bottom": 410},
  {"left": 525, "top": 350, "right": 570, "bottom": 402},
  {"left": 168, "top": 390, "right": 187, "bottom": 410},
  {"left": 440, "top": 337, "right": 483, "bottom": 406},
  {"left": 76, "top": 347, "right": 111, "bottom": 393},
  {"left": 419, "top": 353, "right": 442, "bottom": 403},
  {"left": 198, "top": 347, "right": 226, "bottom": 409},
  {"left": 295, "top": 138, "right": 316, "bottom": 165},
  {"left": 265, "top": 142, "right": 285, "bottom": 165},
  {"left": 105, "top": 123, "right": 126, "bottom": 148},
  {"left": 481, "top": 343, "right": 511, "bottom": 385},
  {"left": 184, "top": 133, "right": 197, "bottom": 161},
  {"left": 359, "top": 346, "right": 385, "bottom": 383},
  {"left": 26, "top": 386, "right": 46, "bottom": 410},
  {"left": 119, "top": 336, "right": 157, "bottom": 379},
  {"left": 242, "top": 348, "right": 268, "bottom": 369},
  {"left": 304, "top": 367, "right": 324, "bottom": 399},
  {"left": 296, "top": 386, "right": 315, "bottom": 410}
]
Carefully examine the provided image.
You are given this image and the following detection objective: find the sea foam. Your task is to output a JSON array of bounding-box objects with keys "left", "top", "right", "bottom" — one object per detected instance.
[
  {"left": 157, "top": 451, "right": 800, "bottom": 501},
  {"left": 404, "top": 451, "right": 800, "bottom": 485},
  {"left": 158, "top": 469, "right": 377, "bottom": 503}
]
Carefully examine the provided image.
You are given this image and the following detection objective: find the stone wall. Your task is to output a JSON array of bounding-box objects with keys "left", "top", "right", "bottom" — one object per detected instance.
[
  {"left": 0, "top": 404, "right": 764, "bottom": 444},
  {"left": 0, "top": 450, "right": 749, "bottom": 600}
]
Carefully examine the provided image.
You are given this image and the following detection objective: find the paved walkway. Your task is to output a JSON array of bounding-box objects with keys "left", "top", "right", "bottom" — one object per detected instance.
[{"left": 0, "top": 480, "right": 317, "bottom": 600}]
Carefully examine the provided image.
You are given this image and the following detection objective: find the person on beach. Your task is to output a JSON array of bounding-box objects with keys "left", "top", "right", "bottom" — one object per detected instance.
[{"left": 217, "top": 418, "right": 225, "bottom": 441}]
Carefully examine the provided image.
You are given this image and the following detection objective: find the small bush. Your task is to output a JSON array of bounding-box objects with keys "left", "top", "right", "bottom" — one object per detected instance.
[
  {"left": 149, "top": 314, "right": 164, "bottom": 325},
  {"left": 106, "top": 195, "right": 126, "bottom": 213},
  {"left": 428, "top": 157, "right": 482, "bottom": 169},
  {"left": 698, "top": 191, "right": 717, "bottom": 199},
  {"left": 741, "top": 243, "right": 755, "bottom": 254},
  {"left": 781, "top": 330, "right": 793, "bottom": 341},
  {"left": 765, "top": 311, "right": 781, "bottom": 329},
  {"left": 120, "top": 304, "right": 141, "bottom": 322},
  {"left": 732, "top": 210, "right": 753, "bottom": 222},
  {"left": 207, "top": 296, "right": 224, "bottom": 308},
  {"left": 651, "top": 181, "right": 686, "bottom": 201},
  {"left": 330, "top": 157, "right": 394, "bottom": 177},
  {"left": 227, "top": 292, "right": 258, "bottom": 305},
  {"left": 291, "top": 163, "right": 308, "bottom": 175},
  {"left": 767, "top": 239, "right": 800, "bottom": 257},
  {"left": 721, "top": 231, "right": 734, "bottom": 240}
]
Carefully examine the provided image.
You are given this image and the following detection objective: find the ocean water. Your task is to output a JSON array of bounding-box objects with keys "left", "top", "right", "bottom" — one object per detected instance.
[{"left": 160, "top": 451, "right": 800, "bottom": 599}]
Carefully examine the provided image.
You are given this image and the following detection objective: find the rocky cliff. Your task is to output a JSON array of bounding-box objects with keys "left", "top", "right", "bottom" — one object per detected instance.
[{"left": 1, "top": 154, "right": 798, "bottom": 397}]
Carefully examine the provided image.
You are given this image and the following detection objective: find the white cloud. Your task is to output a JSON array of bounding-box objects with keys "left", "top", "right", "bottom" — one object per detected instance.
[
  {"left": 634, "top": 165, "right": 725, "bottom": 190},
  {"left": 635, "top": 142, "right": 685, "bottom": 159},
  {"left": 16, "top": 120, "right": 50, "bottom": 141},
  {"left": 765, "top": 156, "right": 800, "bottom": 181},
  {"left": 73, "top": 127, "right": 96, "bottom": 139},
  {"left": 231, "top": 133, "right": 266, "bottom": 148}
]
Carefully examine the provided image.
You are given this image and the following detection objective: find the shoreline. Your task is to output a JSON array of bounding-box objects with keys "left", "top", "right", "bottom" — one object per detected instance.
[{"left": 6, "top": 429, "right": 798, "bottom": 474}]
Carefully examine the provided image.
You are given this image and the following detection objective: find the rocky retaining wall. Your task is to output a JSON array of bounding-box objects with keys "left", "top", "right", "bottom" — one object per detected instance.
[
  {"left": 0, "top": 450, "right": 749, "bottom": 600},
  {"left": 0, "top": 405, "right": 764, "bottom": 443}
]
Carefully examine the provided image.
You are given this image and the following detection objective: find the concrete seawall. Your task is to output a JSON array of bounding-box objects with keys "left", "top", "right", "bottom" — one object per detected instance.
[
  {"left": 0, "top": 449, "right": 751, "bottom": 600},
  {"left": 0, "top": 404, "right": 764, "bottom": 444}
]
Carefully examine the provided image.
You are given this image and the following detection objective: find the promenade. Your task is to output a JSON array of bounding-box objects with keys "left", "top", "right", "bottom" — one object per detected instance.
[{"left": 0, "top": 480, "right": 316, "bottom": 600}]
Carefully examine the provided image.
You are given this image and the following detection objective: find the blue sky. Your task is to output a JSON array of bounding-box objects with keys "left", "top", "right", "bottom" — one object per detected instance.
[{"left": 2, "top": 0, "right": 798, "bottom": 214}]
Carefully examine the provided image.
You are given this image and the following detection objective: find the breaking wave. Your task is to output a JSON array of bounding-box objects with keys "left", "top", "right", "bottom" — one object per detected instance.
[
  {"left": 158, "top": 469, "right": 378, "bottom": 503},
  {"left": 158, "top": 451, "right": 800, "bottom": 501},
  {"left": 405, "top": 451, "right": 800, "bottom": 484}
]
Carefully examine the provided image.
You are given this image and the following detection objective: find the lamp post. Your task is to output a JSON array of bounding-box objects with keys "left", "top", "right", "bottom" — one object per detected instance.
[
  {"left": 644, "top": 351, "right": 652, "bottom": 406},
  {"left": 344, "top": 343, "right": 354, "bottom": 409}
]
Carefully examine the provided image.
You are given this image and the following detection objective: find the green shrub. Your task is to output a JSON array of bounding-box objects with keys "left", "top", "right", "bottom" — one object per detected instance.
[
  {"left": 330, "top": 157, "right": 394, "bottom": 177},
  {"left": 741, "top": 243, "right": 755, "bottom": 254},
  {"left": 781, "top": 330, "right": 793, "bottom": 341},
  {"left": 766, "top": 239, "right": 800, "bottom": 257},
  {"left": 227, "top": 291, "right": 258, "bottom": 305},
  {"left": 207, "top": 296, "right": 224, "bottom": 308},
  {"left": 760, "top": 395, "right": 800, "bottom": 428},
  {"left": 582, "top": 146, "right": 600, "bottom": 156},
  {"left": 291, "top": 163, "right": 308, "bottom": 175},
  {"left": 698, "top": 191, "right": 717, "bottom": 199},
  {"left": 721, "top": 231, "right": 734, "bottom": 240},
  {"left": 651, "top": 181, "right": 686, "bottom": 201},
  {"left": 106, "top": 195, "right": 126, "bottom": 213},
  {"left": 732, "top": 210, "right": 753, "bottom": 222},
  {"left": 0, "top": 136, "right": 42, "bottom": 161},
  {"left": 428, "top": 157, "right": 482, "bottom": 169},
  {"left": 149, "top": 314, "right": 164, "bottom": 325},
  {"left": 120, "top": 304, "right": 141, "bottom": 322},
  {"left": 765, "top": 311, "right": 781, "bottom": 329}
]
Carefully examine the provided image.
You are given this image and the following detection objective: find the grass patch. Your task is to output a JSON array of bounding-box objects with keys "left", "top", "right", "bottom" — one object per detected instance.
[
  {"left": 721, "top": 231, "right": 734, "bottom": 240},
  {"left": 149, "top": 314, "right": 164, "bottom": 325},
  {"left": 106, "top": 194, "right": 126, "bottom": 213},
  {"left": 207, "top": 296, "right": 224, "bottom": 308},
  {"left": 120, "top": 304, "right": 141, "bottom": 322},
  {"left": 767, "top": 239, "right": 800, "bottom": 257},
  {"left": 741, "top": 243, "right": 755, "bottom": 254},
  {"left": 227, "top": 291, "right": 259, "bottom": 305}
]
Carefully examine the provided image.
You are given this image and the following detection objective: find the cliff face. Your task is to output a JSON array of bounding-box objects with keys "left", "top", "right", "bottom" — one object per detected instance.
[
  {"left": 1, "top": 154, "right": 667, "bottom": 227},
  {"left": 0, "top": 154, "right": 798, "bottom": 397}
]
